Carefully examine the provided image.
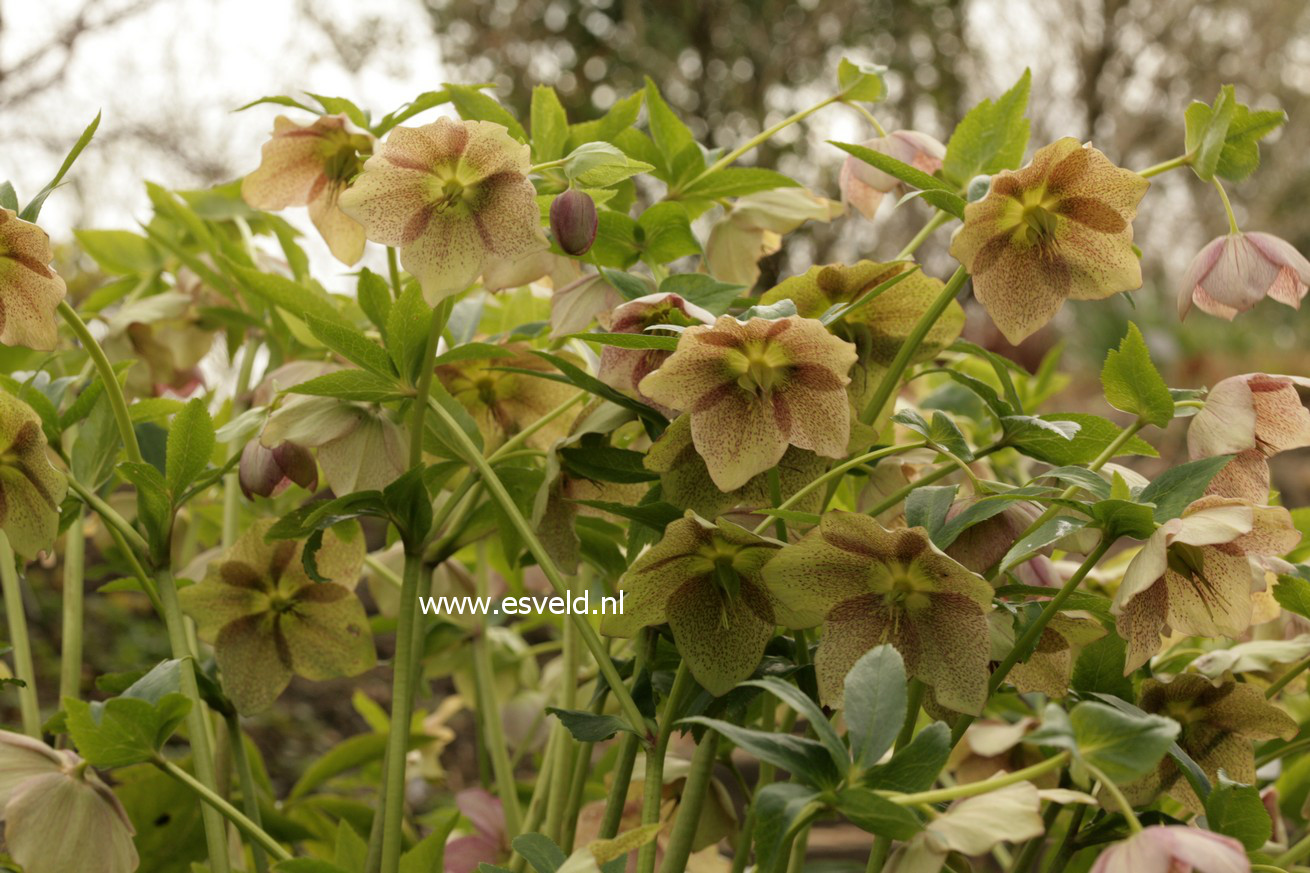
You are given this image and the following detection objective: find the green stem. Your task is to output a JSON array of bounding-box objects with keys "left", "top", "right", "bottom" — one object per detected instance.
[
  {"left": 846, "top": 101, "right": 887, "bottom": 136},
  {"left": 1088, "top": 766, "right": 1141, "bottom": 834},
  {"left": 545, "top": 609, "right": 580, "bottom": 843},
  {"left": 59, "top": 509, "right": 87, "bottom": 704},
  {"left": 765, "top": 467, "right": 788, "bottom": 540},
  {"left": 756, "top": 443, "right": 927, "bottom": 535},
  {"left": 785, "top": 822, "right": 813, "bottom": 873},
  {"left": 226, "top": 711, "right": 270, "bottom": 873},
  {"left": 896, "top": 211, "right": 953, "bottom": 260},
  {"left": 156, "top": 569, "right": 231, "bottom": 873},
  {"left": 155, "top": 757, "right": 290, "bottom": 862},
  {"left": 1008, "top": 796, "right": 1063, "bottom": 873},
  {"left": 1275, "top": 832, "right": 1310, "bottom": 869},
  {"left": 658, "top": 733, "right": 720, "bottom": 873},
  {"left": 1257, "top": 734, "right": 1310, "bottom": 767},
  {"left": 680, "top": 95, "right": 841, "bottom": 192},
  {"left": 599, "top": 632, "right": 653, "bottom": 840},
  {"left": 1266, "top": 654, "right": 1310, "bottom": 699},
  {"left": 1042, "top": 802, "right": 1086, "bottom": 873},
  {"left": 529, "top": 158, "right": 568, "bottom": 174},
  {"left": 64, "top": 474, "right": 151, "bottom": 563},
  {"left": 57, "top": 300, "right": 142, "bottom": 465},
  {"left": 1212, "top": 176, "right": 1241, "bottom": 235},
  {"left": 1, "top": 535, "right": 40, "bottom": 738},
  {"left": 426, "top": 395, "right": 653, "bottom": 738},
  {"left": 378, "top": 553, "right": 422, "bottom": 873},
  {"left": 221, "top": 342, "right": 258, "bottom": 550},
  {"left": 888, "top": 751, "right": 1071, "bottom": 807},
  {"left": 386, "top": 247, "right": 403, "bottom": 298},
  {"left": 1137, "top": 153, "right": 1191, "bottom": 179},
  {"left": 952, "top": 542, "right": 1113, "bottom": 747},
  {"left": 859, "top": 266, "right": 968, "bottom": 425},
  {"left": 637, "top": 662, "right": 695, "bottom": 873},
  {"left": 410, "top": 302, "right": 449, "bottom": 465},
  {"left": 863, "top": 444, "right": 1002, "bottom": 519},
  {"left": 731, "top": 700, "right": 777, "bottom": 873}
]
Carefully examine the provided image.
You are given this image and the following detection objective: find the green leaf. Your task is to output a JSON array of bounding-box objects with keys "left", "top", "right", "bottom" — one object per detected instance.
[
  {"left": 0, "top": 181, "right": 18, "bottom": 211},
  {"left": 563, "top": 142, "right": 654, "bottom": 188},
  {"left": 546, "top": 707, "right": 639, "bottom": 742},
  {"left": 289, "top": 370, "right": 407, "bottom": 403},
  {"left": 680, "top": 715, "right": 841, "bottom": 789},
  {"left": 753, "top": 783, "right": 821, "bottom": 873},
  {"left": 527, "top": 350, "right": 667, "bottom": 429},
  {"left": 836, "top": 787, "right": 922, "bottom": 840},
  {"left": 165, "top": 398, "right": 214, "bottom": 499},
  {"left": 1184, "top": 85, "right": 1238, "bottom": 182},
  {"left": 288, "top": 732, "right": 384, "bottom": 801},
  {"left": 866, "top": 722, "right": 950, "bottom": 792},
  {"left": 942, "top": 70, "right": 1031, "bottom": 187},
  {"left": 386, "top": 283, "right": 435, "bottom": 383},
  {"left": 590, "top": 210, "right": 642, "bottom": 269},
  {"left": 559, "top": 446, "right": 659, "bottom": 483},
  {"left": 893, "top": 409, "right": 973, "bottom": 461},
  {"left": 563, "top": 332, "right": 679, "bottom": 352},
  {"left": 637, "top": 202, "right": 701, "bottom": 265},
  {"left": 997, "top": 516, "right": 1089, "bottom": 573},
  {"left": 512, "top": 834, "right": 566, "bottom": 873},
  {"left": 837, "top": 58, "right": 887, "bottom": 102},
  {"left": 305, "top": 93, "right": 370, "bottom": 130},
  {"left": 843, "top": 645, "right": 906, "bottom": 770},
  {"left": 228, "top": 262, "right": 347, "bottom": 328},
  {"left": 1214, "top": 103, "right": 1287, "bottom": 182},
  {"left": 1028, "top": 701, "right": 1179, "bottom": 784},
  {"left": 74, "top": 229, "right": 161, "bottom": 275},
  {"left": 658, "top": 273, "right": 743, "bottom": 316},
  {"left": 65, "top": 691, "right": 192, "bottom": 768},
  {"left": 399, "top": 811, "right": 459, "bottom": 873},
  {"left": 20, "top": 111, "right": 100, "bottom": 222},
  {"left": 430, "top": 342, "right": 518, "bottom": 368},
  {"left": 1100, "top": 322, "right": 1173, "bottom": 428},
  {"left": 829, "top": 141, "right": 965, "bottom": 219},
  {"left": 678, "top": 167, "right": 799, "bottom": 201},
  {"left": 307, "top": 315, "right": 397, "bottom": 378},
  {"left": 1274, "top": 573, "right": 1310, "bottom": 621},
  {"left": 1071, "top": 634, "right": 1134, "bottom": 700},
  {"left": 273, "top": 861, "right": 352, "bottom": 873},
  {"left": 356, "top": 269, "right": 392, "bottom": 336},
  {"left": 569, "top": 499, "right": 681, "bottom": 533},
  {"left": 1138, "top": 456, "right": 1233, "bottom": 522},
  {"left": 531, "top": 85, "right": 570, "bottom": 163},
  {"left": 643, "top": 78, "right": 704, "bottom": 184},
  {"left": 1031, "top": 466, "right": 1111, "bottom": 500},
  {"left": 235, "top": 94, "right": 316, "bottom": 113},
  {"left": 1089, "top": 498, "right": 1158, "bottom": 541},
  {"left": 382, "top": 467, "right": 433, "bottom": 549},
  {"left": 445, "top": 84, "right": 526, "bottom": 141},
  {"left": 743, "top": 678, "right": 848, "bottom": 777},
  {"left": 904, "top": 484, "right": 957, "bottom": 541},
  {"left": 1205, "top": 774, "right": 1272, "bottom": 851},
  {"left": 1006, "top": 413, "right": 1158, "bottom": 466},
  {"left": 373, "top": 89, "right": 458, "bottom": 135}
]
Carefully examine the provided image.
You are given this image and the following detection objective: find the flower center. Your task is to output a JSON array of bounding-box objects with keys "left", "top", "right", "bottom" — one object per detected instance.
[
  {"left": 1021, "top": 203, "right": 1060, "bottom": 245},
  {"left": 731, "top": 340, "right": 791, "bottom": 395},
  {"left": 871, "top": 561, "right": 932, "bottom": 611}
]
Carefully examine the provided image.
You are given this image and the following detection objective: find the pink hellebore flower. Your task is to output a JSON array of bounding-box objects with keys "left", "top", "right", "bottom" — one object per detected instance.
[
  {"left": 1178, "top": 231, "right": 1310, "bottom": 320},
  {"left": 0, "top": 208, "right": 67, "bottom": 351},
  {"left": 839, "top": 130, "right": 946, "bottom": 219},
  {"left": 949, "top": 138, "right": 1149, "bottom": 345},
  {"left": 445, "top": 788, "right": 508, "bottom": 873},
  {"left": 339, "top": 117, "right": 548, "bottom": 305},
  {"left": 1187, "top": 372, "right": 1310, "bottom": 504},
  {"left": 1090, "top": 825, "right": 1248, "bottom": 873},
  {"left": 597, "top": 292, "right": 714, "bottom": 416},
  {"left": 241, "top": 114, "right": 371, "bottom": 265},
  {"left": 638, "top": 315, "right": 857, "bottom": 491}
]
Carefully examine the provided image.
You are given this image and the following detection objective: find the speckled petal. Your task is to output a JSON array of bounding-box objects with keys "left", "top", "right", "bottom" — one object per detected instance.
[
  {"left": 0, "top": 391, "right": 68, "bottom": 557},
  {"left": 0, "top": 209, "right": 67, "bottom": 351},
  {"left": 214, "top": 611, "right": 294, "bottom": 714},
  {"left": 307, "top": 180, "right": 366, "bottom": 266},
  {"left": 814, "top": 594, "right": 893, "bottom": 706},
  {"left": 666, "top": 577, "right": 775, "bottom": 696},
  {"left": 240, "top": 115, "right": 338, "bottom": 210},
  {"left": 760, "top": 515, "right": 880, "bottom": 628},
  {"left": 908, "top": 593, "right": 990, "bottom": 714},
  {"left": 317, "top": 410, "right": 407, "bottom": 494},
  {"left": 964, "top": 243, "right": 1070, "bottom": 345},
  {"left": 280, "top": 582, "right": 377, "bottom": 680},
  {"left": 336, "top": 159, "right": 434, "bottom": 248},
  {"left": 1116, "top": 578, "right": 1169, "bottom": 673}
]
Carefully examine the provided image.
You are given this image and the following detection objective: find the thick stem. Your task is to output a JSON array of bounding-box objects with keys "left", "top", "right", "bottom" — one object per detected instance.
[
  {"left": 64, "top": 476, "right": 151, "bottom": 561},
  {"left": 386, "top": 247, "right": 403, "bottom": 298},
  {"left": 57, "top": 300, "right": 142, "bottom": 465},
  {"left": 59, "top": 510, "right": 87, "bottom": 704},
  {"left": 156, "top": 757, "right": 290, "bottom": 862},
  {"left": 545, "top": 612, "right": 580, "bottom": 843},
  {"left": 859, "top": 266, "right": 968, "bottom": 425},
  {"left": 866, "top": 679, "right": 926, "bottom": 872},
  {"left": 658, "top": 732, "right": 721, "bottom": 873},
  {"left": 472, "top": 543, "right": 525, "bottom": 839},
  {"left": 378, "top": 552, "right": 423, "bottom": 873},
  {"left": 1, "top": 535, "right": 40, "bottom": 737},
  {"left": 731, "top": 699, "right": 781, "bottom": 873},
  {"left": 637, "top": 662, "right": 695, "bottom": 873},
  {"left": 1088, "top": 767, "right": 1142, "bottom": 834},
  {"left": 410, "top": 302, "right": 449, "bottom": 465},
  {"left": 1212, "top": 176, "right": 1241, "bottom": 235},
  {"left": 1042, "top": 802, "right": 1086, "bottom": 873},
  {"left": 221, "top": 342, "right": 258, "bottom": 550},
  {"left": 680, "top": 95, "right": 840, "bottom": 191},
  {"left": 1265, "top": 654, "right": 1310, "bottom": 699},
  {"left": 785, "top": 822, "right": 812, "bottom": 873},
  {"left": 765, "top": 467, "right": 788, "bottom": 540},
  {"left": 598, "top": 632, "right": 651, "bottom": 840},
  {"left": 156, "top": 568, "right": 231, "bottom": 873},
  {"left": 426, "top": 395, "right": 652, "bottom": 737},
  {"left": 226, "top": 711, "right": 270, "bottom": 873},
  {"left": 895, "top": 210, "right": 953, "bottom": 260}
]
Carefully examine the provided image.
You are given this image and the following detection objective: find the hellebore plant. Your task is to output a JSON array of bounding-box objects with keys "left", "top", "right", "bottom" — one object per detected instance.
[{"left": 3, "top": 63, "right": 1310, "bottom": 873}]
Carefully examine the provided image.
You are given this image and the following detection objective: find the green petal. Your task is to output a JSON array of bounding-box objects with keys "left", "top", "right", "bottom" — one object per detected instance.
[
  {"left": 666, "top": 577, "right": 775, "bottom": 696},
  {"left": 6, "top": 770, "right": 139, "bottom": 873},
  {"left": 0, "top": 391, "right": 68, "bottom": 557},
  {"left": 907, "top": 593, "right": 990, "bottom": 714},
  {"left": 602, "top": 514, "right": 714, "bottom": 637},
  {"left": 214, "top": 612, "right": 294, "bottom": 714},
  {"left": 813, "top": 593, "right": 892, "bottom": 706},
  {"left": 0, "top": 210, "right": 67, "bottom": 351},
  {"left": 281, "top": 582, "right": 377, "bottom": 681},
  {"left": 760, "top": 515, "right": 873, "bottom": 629},
  {"left": 177, "top": 574, "right": 268, "bottom": 641}
]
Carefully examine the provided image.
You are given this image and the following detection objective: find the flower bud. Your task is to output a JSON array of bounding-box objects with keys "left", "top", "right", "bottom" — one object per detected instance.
[
  {"left": 239, "top": 439, "right": 318, "bottom": 499},
  {"left": 550, "top": 189, "right": 598, "bottom": 256},
  {"left": 944, "top": 499, "right": 1044, "bottom": 574}
]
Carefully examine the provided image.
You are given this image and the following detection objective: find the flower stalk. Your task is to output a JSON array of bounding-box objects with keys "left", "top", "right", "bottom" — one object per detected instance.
[{"left": 1, "top": 533, "right": 40, "bottom": 737}]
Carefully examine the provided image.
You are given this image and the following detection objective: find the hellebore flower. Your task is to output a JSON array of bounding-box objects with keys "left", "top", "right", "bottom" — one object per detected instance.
[
  {"left": 550, "top": 189, "right": 599, "bottom": 256},
  {"left": 885, "top": 782, "right": 1044, "bottom": 873},
  {"left": 1112, "top": 495, "right": 1300, "bottom": 673},
  {"left": 1007, "top": 611, "right": 1105, "bottom": 699},
  {"left": 241, "top": 114, "right": 372, "bottom": 265},
  {"left": 1187, "top": 373, "right": 1310, "bottom": 504},
  {"left": 761, "top": 513, "right": 994, "bottom": 713},
  {"left": 644, "top": 414, "right": 829, "bottom": 520},
  {"left": 437, "top": 344, "right": 581, "bottom": 452},
  {"left": 1127, "top": 673, "right": 1296, "bottom": 812},
  {"left": 638, "top": 315, "right": 857, "bottom": 492},
  {"left": 0, "top": 208, "right": 67, "bottom": 351},
  {"left": 1090, "top": 825, "right": 1248, "bottom": 873},
  {"left": 102, "top": 290, "right": 217, "bottom": 397},
  {"left": 943, "top": 498, "right": 1045, "bottom": 575},
  {"left": 0, "top": 730, "right": 139, "bottom": 873},
  {"left": 839, "top": 130, "right": 946, "bottom": 219},
  {"left": 601, "top": 514, "right": 783, "bottom": 696},
  {"left": 238, "top": 439, "right": 318, "bottom": 499},
  {"left": 949, "top": 137, "right": 1149, "bottom": 345},
  {"left": 1178, "top": 231, "right": 1310, "bottom": 320},
  {"left": 0, "top": 389, "right": 68, "bottom": 557},
  {"left": 549, "top": 272, "right": 623, "bottom": 339},
  {"left": 597, "top": 292, "right": 714, "bottom": 416},
  {"left": 705, "top": 188, "right": 843, "bottom": 287},
  {"left": 178, "top": 519, "right": 373, "bottom": 714},
  {"left": 260, "top": 373, "right": 407, "bottom": 495},
  {"left": 339, "top": 117, "right": 548, "bottom": 304},
  {"left": 445, "top": 788, "right": 509, "bottom": 873}
]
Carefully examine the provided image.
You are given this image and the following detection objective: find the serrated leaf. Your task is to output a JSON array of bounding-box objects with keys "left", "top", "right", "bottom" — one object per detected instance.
[
  {"left": 531, "top": 85, "right": 570, "bottom": 163},
  {"left": 679, "top": 167, "right": 799, "bottom": 200},
  {"left": 1205, "top": 774, "right": 1273, "bottom": 851},
  {"left": 307, "top": 315, "right": 397, "bottom": 378},
  {"left": 289, "top": 370, "right": 407, "bottom": 403},
  {"left": 997, "top": 516, "right": 1090, "bottom": 573},
  {"left": 1101, "top": 322, "right": 1173, "bottom": 428},
  {"left": 1184, "top": 85, "right": 1238, "bottom": 182},
  {"left": 166, "top": 398, "right": 214, "bottom": 498},
  {"left": 1006, "top": 413, "right": 1157, "bottom": 466},
  {"left": 1137, "top": 456, "right": 1233, "bottom": 522},
  {"left": 446, "top": 84, "right": 526, "bottom": 141},
  {"left": 680, "top": 715, "right": 840, "bottom": 789},
  {"left": 546, "top": 707, "right": 638, "bottom": 742},
  {"left": 942, "top": 70, "right": 1031, "bottom": 187},
  {"left": 637, "top": 201, "right": 700, "bottom": 264},
  {"left": 564, "top": 332, "right": 679, "bottom": 351}
]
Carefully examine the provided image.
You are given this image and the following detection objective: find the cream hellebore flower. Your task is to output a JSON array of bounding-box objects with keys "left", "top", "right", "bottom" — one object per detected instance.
[
  {"left": 1126, "top": 673, "right": 1296, "bottom": 812},
  {"left": 1178, "top": 231, "right": 1310, "bottom": 320},
  {"left": 0, "top": 208, "right": 67, "bottom": 351},
  {"left": 339, "top": 117, "right": 548, "bottom": 304},
  {"left": 602, "top": 514, "right": 782, "bottom": 695},
  {"left": 596, "top": 292, "right": 714, "bottom": 416},
  {"left": 178, "top": 519, "right": 373, "bottom": 713},
  {"left": 949, "top": 138, "right": 1149, "bottom": 345},
  {"left": 1090, "top": 825, "right": 1248, "bottom": 873},
  {"left": 437, "top": 344, "right": 581, "bottom": 452},
  {"left": 1112, "top": 495, "right": 1300, "bottom": 673},
  {"left": 705, "top": 188, "right": 843, "bottom": 287},
  {"left": 885, "top": 781, "right": 1045, "bottom": 873},
  {"left": 638, "top": 315, "right": 857, "bottom": 492},
  {"left": 0, "top": 389, "right": 68, "bottom": 558},
  {"left": 242, "top": 114, "right": 372, "bottom": 265},
  {"left": 839, "top": 130, "right": 946, "bottom": 220},
  {"left": 1187, "top": 373, "right": 1310, "bottom": 504},
  {"left": 761, "top": 513, "right": 994, "bottom": 714},
  {"left": 0, "top": 730, "right": 139, "bottom": 873}
]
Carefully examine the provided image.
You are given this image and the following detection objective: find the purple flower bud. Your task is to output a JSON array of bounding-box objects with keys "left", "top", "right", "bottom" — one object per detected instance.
[
  {"left": 272, "top": 441, "right": 319, "bottom": 493},
  {"left": 550, "top": 189, "right": 598, "bottom": 256},
  {"left": 239, "top": 440, "right": 318, "bottom": 499}
]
